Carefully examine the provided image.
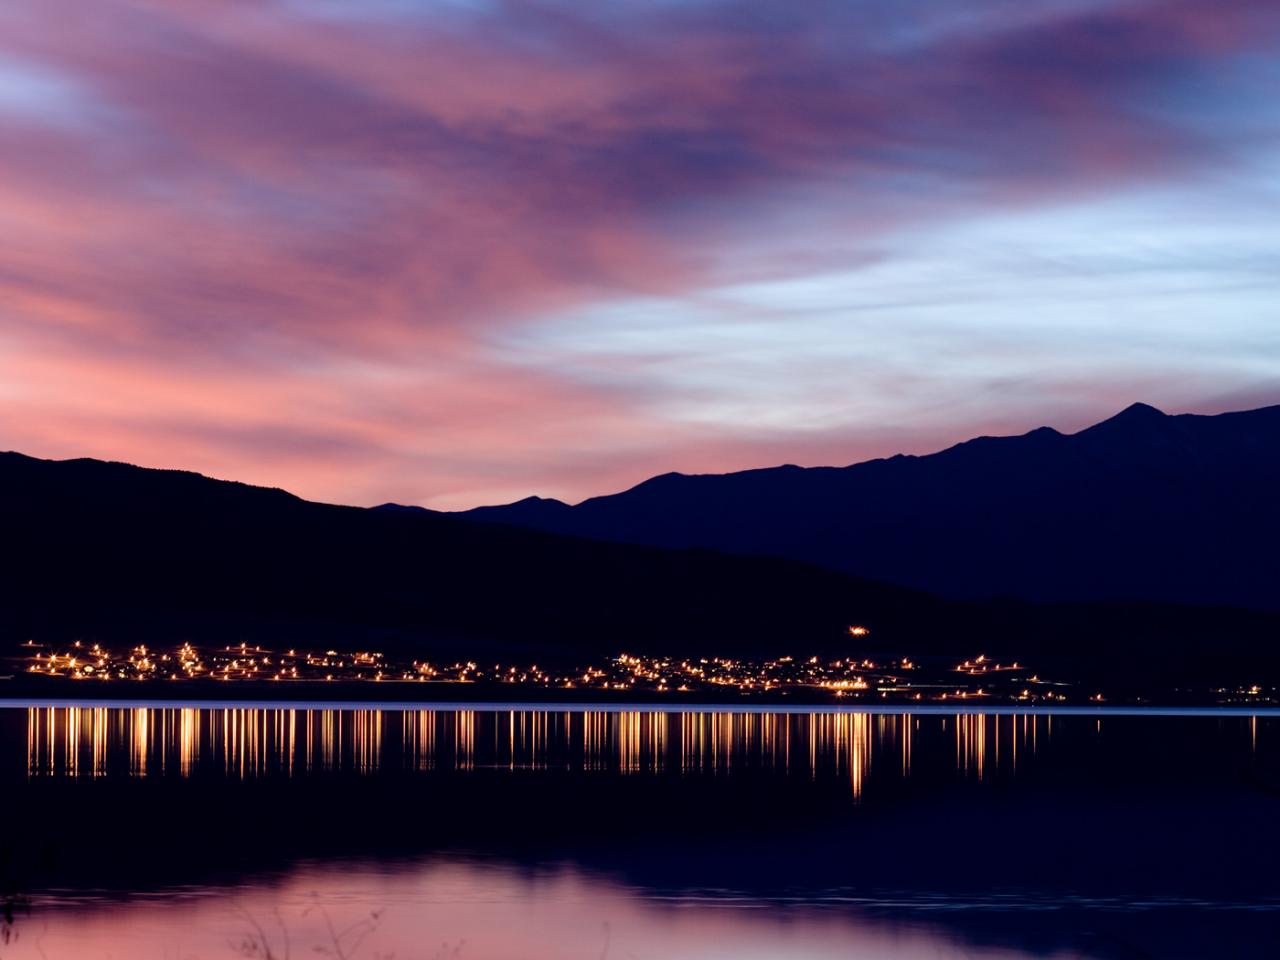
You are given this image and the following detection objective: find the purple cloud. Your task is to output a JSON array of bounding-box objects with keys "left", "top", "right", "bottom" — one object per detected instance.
[{"left": 1, "top": 0, "right": 1277, "bottom": 506}]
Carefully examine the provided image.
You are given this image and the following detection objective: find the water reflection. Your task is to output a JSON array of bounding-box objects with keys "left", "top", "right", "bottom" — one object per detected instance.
[
  {"left": 7, "top": 708, "right": 1279, "bottom": 960},
  {"left": 6, "top": 860, "right": 1096, "bottom": 960},
  {"left": 21, "top": 706, "right": 1241, "bottom": 797}
]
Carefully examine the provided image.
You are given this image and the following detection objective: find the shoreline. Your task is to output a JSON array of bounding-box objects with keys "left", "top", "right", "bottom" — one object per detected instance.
[
  {"left": 3, "top": 690, "right": 1277, "bottom": 717},
  {"left": 5, "top": 673, "right": 1276, "bottom": 713}
]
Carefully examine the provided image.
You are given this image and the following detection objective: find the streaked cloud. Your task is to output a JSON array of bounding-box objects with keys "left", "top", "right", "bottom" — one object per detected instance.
[{"left": 1, "top": 0, "right": 1278, "bottom": 507}]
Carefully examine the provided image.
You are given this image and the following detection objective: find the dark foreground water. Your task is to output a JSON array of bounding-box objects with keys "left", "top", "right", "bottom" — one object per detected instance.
[{"left": 1, "top": 703, "right": 1278, "bottom": 959}]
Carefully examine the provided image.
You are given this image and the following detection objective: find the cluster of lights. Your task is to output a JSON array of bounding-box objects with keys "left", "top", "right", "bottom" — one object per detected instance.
[
  {"left": 593, "top": 651, "right": 1076, "bottom": 702},
  {"left": 592, "top": 652, "right": 918, "bottom": 695},
  {"left": 17, "top": 636, "right": 1075, "bottom": 702},
  {"left": 957, "top": 654, "right": 1025, "bottom": 675},
  {"left": 23, "top": 640, "right": 394, "bottom": 683},
  {"left": 18, "top": 635, "right": 1273, "bottom": 705},
  {"left": 1210, "top": 684, "right": 1275, "bottom": 704}
]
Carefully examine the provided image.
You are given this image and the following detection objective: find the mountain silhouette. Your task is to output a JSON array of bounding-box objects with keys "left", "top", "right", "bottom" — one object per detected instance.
[
  {"left": 459, "top": 403, "right": 1280, "bottom": 610},
  {"left": 0, "top": 451, "right": 945, "bottom": 660},
  {"left": 3, "top": 441, "right": 1277, "bottom": 682}
]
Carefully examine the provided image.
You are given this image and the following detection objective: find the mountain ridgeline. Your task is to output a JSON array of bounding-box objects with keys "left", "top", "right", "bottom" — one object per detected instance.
[
  {"left": 0, "top": 451, "right": 954, "bottom": 661},
  {"left": 458, "top": 403, "right": 1280, "bottom": 611},
  {"left": 1, "top": 404, "right": 1278, "bottom": 681}
]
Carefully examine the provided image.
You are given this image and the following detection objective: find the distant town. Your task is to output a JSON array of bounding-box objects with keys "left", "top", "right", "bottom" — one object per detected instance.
[{"left": 8, "top": 629, "right": 1276, "bottom": 706}]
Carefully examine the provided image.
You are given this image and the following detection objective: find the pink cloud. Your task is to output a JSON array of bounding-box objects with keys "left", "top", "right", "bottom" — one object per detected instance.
[{"left": 1, "top": 0, "right": 1277, "bottom": 506}]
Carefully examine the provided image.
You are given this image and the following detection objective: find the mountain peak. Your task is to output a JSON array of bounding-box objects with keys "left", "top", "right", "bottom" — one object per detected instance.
[
  {"left": 1078, "top": 402, "right": 1168, "bottom": 436},
  {"left": 460, "top": 494, "right": 571, "bottom": 521},
  {"left": 512, "top": 495, "right": 570, "bottom": 508},
  {"left": 1116, "top": 401, "right": 1166, "bottom": 419},
  {"left": 373, "top": 502, "right": 429, "bottom": 514}
]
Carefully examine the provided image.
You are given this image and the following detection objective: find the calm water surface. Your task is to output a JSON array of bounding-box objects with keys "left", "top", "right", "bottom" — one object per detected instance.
[{"left": 2, "top": 704, "right": 1278, "bottom": 959}]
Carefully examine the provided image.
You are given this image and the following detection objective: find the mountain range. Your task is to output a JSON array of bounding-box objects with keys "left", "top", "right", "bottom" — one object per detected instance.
[
  {"left": 2, "top": 402, "right": 1278, "bottom": 679},
  {"left": 455, "top": 403, "right": 1280, "bottom": 611},
  {"left": 0, "top": 450, "right": 945, "bottom": 661}
]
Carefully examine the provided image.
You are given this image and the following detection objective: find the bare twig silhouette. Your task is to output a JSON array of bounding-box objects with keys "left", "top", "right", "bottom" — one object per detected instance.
[
  {"left": 0, "top": 847, "right": 30, "bottom": 958},
  {"left": 228, "top": 901, "right": 297, "bottom": 960},
  {"left": 232, "top": 897, "right": 385, "bottom": 960}
]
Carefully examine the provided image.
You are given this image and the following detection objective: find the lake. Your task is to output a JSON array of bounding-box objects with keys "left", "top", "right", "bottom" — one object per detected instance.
[{"left": 1, "top": 703, "right": 1278, "bottom": 959}]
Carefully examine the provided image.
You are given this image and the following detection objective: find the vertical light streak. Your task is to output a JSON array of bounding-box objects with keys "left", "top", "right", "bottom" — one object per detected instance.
[
  {"left": 131, "top": 707, "right": 149, "bottom": 776},
  {"left": 901, "top": 713, "right": 911, "bottom": 777},
  {"left": 180, "top": 707, "right": 198, "bottom": 776},
  {"left": 92, "top": 707, "right": 107, "bottom": 777},
  {"left": 26, "top": 708, "right": 36, "bottom": 777}
]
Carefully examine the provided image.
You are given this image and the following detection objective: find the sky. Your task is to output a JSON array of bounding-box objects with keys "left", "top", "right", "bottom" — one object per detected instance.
[{"left": 1, "top": 0, "right": 1278, "bottom": 509}]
